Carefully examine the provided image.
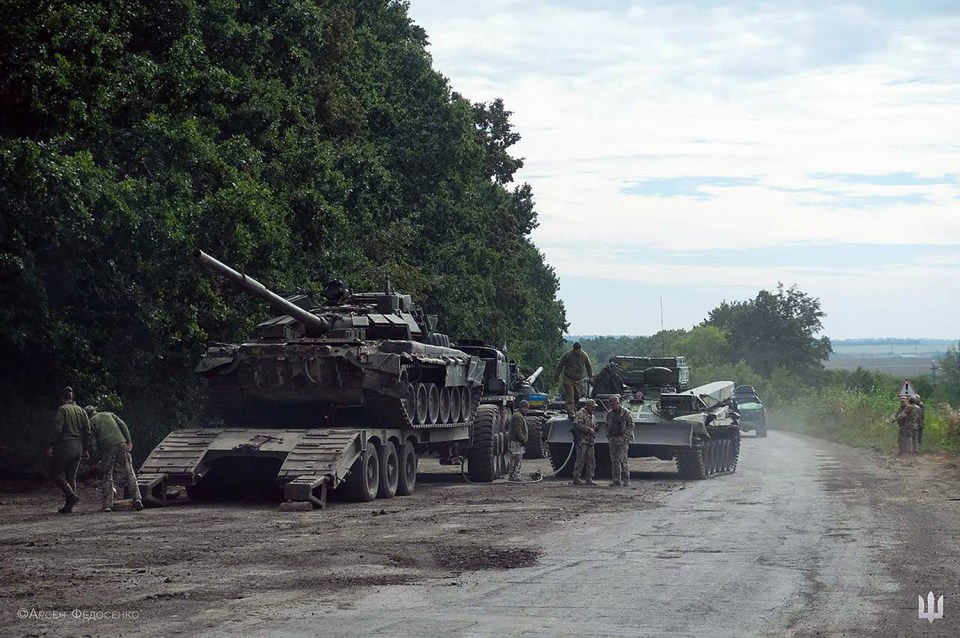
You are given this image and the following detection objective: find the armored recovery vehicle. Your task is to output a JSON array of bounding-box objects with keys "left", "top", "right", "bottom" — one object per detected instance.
[
  {"left": 547, "top": 356, "right": 741, "bottom": 480},
  {"left": 137, "top": 251, "right": 501, "bottom": 509}
]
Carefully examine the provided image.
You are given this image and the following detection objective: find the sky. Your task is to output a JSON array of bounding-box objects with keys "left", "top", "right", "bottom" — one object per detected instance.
[{"left": 405, "top": 0, "right": 960, "bottom": 339}]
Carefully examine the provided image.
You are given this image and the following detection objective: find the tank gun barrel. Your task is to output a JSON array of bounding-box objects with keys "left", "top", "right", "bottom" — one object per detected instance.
[
  {"left": 194, "top": 250, "right": 328, "bottom": 334},
  {"left": 524, "top": 366, "right": 544, "bottom": 386}
]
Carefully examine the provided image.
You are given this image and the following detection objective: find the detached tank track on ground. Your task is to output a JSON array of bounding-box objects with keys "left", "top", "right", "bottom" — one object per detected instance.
[{"left": 676, "top": 432, "right": 740, "bottom": 479}]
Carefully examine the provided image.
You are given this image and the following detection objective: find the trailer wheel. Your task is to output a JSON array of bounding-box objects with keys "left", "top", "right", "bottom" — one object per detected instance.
[
  {"left": 498, "top": 407, "right": 513, "bottom": 479},
  {"left": 397, "top": 441, "right": 418, "bottom": 496},
  {"left": 377, "top": 441, "right": 399, "bottom": 499},
  {"left": 343, "top": 442, "right": 380, "bottom": 502},
  {"left": 467, "top": 404, "right": 500, "bottom": 482}
]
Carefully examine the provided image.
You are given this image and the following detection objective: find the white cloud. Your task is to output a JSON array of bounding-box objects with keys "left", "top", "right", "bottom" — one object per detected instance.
[{"left": 408, "top": 1, "right": 960, "bottom": 336}]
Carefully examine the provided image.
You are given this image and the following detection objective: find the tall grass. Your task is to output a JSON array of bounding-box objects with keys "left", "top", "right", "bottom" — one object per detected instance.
[{"left": 773, "top": 386, "right": 960, "bottom": 454}]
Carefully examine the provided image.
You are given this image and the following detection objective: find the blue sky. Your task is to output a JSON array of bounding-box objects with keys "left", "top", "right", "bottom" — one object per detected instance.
[{"left": 407, "top": 1, "right": 960, "bottom": 338}]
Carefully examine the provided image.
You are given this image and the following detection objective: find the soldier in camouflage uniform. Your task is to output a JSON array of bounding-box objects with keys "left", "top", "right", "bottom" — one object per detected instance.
[
  {"left": 85, "top": 406, "right": 143, "bottom": 511},
  {"left": 894, "top": 396, "right": 921, "bottom": 455},
  {"left": 47, "top": 387, "right": 90, "bottom": 514},
  {"left": 508, "top": 400, "right": 529, "bottom": 482},
  {"left": 572, "top": 399, "right": 598, "bottom": 486},
  {"left": 604, "top": 395, "right": 633, "bottom": 487},
  {"left": 555, "top": 343, "right": 593, "bottom": 418}
]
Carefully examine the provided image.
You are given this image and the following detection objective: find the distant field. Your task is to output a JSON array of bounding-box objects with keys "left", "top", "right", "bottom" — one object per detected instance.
[
  {"left": 831, "top": 343, "right": 953, "bottom": 357},
  {"left": 824, "top": 356, "right": 939, "bottom": 377},
  {"left": 827, "top": 340, "right": 953, "bottom": 376}
]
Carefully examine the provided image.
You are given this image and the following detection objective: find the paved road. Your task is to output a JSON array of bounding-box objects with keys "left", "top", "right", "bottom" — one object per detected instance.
[{"left": 210, "top": 432, "right": 960, "bottom": 637}]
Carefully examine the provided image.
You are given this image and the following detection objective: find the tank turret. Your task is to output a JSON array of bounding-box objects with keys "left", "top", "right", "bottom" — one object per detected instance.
[{"left": 195, "top": 251, "right": 483, "bottom": 429}]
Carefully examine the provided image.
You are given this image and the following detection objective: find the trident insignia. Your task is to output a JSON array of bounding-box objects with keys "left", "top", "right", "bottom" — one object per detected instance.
[{"left": 918, "top": 591, "right": 944, "bottom": 623}]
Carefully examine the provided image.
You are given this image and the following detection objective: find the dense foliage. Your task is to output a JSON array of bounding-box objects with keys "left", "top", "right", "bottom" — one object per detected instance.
[
  {"left": 0, "top": 0, "right": 566, "bottom": 469},
  {"left": 704, "top": 283, "right": 832, "bottom": 379}
]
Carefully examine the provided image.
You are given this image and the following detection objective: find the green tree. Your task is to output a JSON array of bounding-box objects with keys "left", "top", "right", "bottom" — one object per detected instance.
[
  {"left": 0, "top": 0, "right": 566, "bottom": 469},
  {"left": 938, "top": 345, "right": 960, "bottom": 403},
  {"left": 673, "top": 325, "right": 730, "bottom": 367},
  {"left": 705, "top": 283, "right": 832, "bottom": 378}
]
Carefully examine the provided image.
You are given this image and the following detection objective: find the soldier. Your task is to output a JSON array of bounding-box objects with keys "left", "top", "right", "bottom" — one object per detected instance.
[
  {"left": 85, "top": 406, "right": 143, "bottom": 511},
  {"left": 893, "top": 396, "right": 921, "bottom": 456},
  {"left": 913, "top": 394, "right": 926, "bottom": 451},
  {"left": 47, "top": 386, "right": 90, "bottom": 514},
  {"left": 555, "top": 342, "right": 593, "bottom": 418},
  {"left": 508, "top": 400, "right": 529, "bottom": 482},
  {"left": 572, "top": 399, "right": 598, "bottom": 486},
  {"left": 605, "top": 394, "right": 633, "bottom": 487}
]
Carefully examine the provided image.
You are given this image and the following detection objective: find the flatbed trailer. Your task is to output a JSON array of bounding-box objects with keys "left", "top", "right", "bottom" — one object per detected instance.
[{"left": 137, "top": 424, "right": 474, "bottom": 509}]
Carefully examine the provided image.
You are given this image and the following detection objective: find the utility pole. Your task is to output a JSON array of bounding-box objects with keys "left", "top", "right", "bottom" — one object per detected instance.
[{"left": 931, "top": 360, "right": 938, "bottom": 386}]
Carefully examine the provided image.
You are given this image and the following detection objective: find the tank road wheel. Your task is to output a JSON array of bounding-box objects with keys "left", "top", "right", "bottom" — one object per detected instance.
[
  {"left": 676, "top": 440, "right": 708, "bottom": 480},
  {"left": 397, "top": 441, "right": 418, "bottom": 496},
  {"left": 413, "top": 384, "right": 428, "bottom": 425},
  {"left": 704, "top": 440, "right": 715, "bottom": 475},
  {"left": 524, "top": 416, "right": 547, "bottom": 459},
  {"left": 467, "top": 405, "right": 500, "bottom": 482},
  {"left": 400, "top": 373, "right": 416, "bottom": 425},
  {"left": 343, "top": 442, "right": 380, "bottom": 502},
  {"left": 461, "top": 386, "right": 475, "bottom": 423},
  {"left": 377, "top": 441, "right": 400, "bottom": 499},
  {"left": 448, "top": 387, "right": 461, "bottom": 424},
  {"left": 426, "top": 384, "right": 441, "bottom": 425},
  {"left": 439, "top": 387, "right": 452, "bottom": 424}
]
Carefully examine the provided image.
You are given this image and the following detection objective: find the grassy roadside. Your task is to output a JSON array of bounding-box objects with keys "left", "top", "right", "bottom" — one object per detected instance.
[{"left": 771, "top": 387, "right": 960, "bottom": 454}]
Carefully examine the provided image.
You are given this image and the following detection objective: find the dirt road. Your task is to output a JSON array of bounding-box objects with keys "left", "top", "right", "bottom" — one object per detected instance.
[{"left": 2, "top": 433, "right": 959, "bottom": 637}]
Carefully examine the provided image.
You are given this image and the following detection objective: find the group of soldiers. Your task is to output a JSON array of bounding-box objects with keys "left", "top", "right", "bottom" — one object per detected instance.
[
  {"left": 893, "top": 394, "right": 926, "bottom": 456},
  {"left": 48, "top": 386, "right": 143, "bottom": 514},
  {"left": 555, "top": 342, "right": 634, "bottom": 486},
  {"left": 570, "top": 395, "right": 634, "bottom": 486}
]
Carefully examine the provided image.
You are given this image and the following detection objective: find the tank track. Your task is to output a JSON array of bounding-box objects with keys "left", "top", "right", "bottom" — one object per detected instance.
[{"left": 676, "top": 432, "right": 740, "bottom": 479}]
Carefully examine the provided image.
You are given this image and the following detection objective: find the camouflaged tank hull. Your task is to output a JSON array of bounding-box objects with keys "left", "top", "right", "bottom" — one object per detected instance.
[{"left": 199, "top": 339, "right": 484, "bottom": 430}]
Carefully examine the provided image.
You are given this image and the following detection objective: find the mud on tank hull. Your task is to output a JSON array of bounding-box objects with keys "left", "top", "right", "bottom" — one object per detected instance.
[{"left": 200, "top": 339, "right": 484, "bottom": 429}]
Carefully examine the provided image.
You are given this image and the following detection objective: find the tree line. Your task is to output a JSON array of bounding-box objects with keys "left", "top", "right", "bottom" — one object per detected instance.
[{"left": 0, "top": 0, "right": 567, "bottom": 470}]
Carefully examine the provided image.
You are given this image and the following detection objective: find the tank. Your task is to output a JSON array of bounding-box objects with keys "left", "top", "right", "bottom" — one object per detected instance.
[
  {"left": 546, "top": 355, "right": 741, "bottom": 480},
  {"left": 194, "top": 250, "right": 484, "bottom": 430}
]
